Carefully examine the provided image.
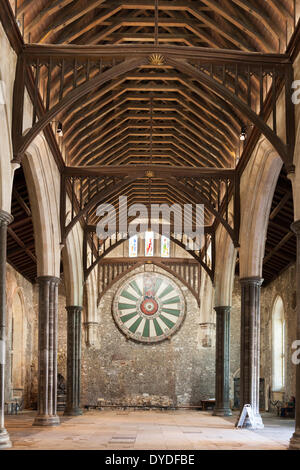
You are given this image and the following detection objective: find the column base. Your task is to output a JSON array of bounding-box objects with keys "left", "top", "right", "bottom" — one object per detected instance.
[
  {"left": 33, "top": 415, "right": 60, "bottom": 427},
  {"left": 0, "top": 429, "right": 12, "bottom": 449},
  {"left": 64, "top": 408, "right": 83, "bottom": 417},
  {"left": 213, "top": 407, "right": 232, "bottom": 417},
  {"left": 289, "top": 430, "right": 300, "bottom": 450}
]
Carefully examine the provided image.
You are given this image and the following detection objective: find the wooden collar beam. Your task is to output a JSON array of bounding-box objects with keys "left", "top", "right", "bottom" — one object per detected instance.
[
  {"left": 23, "top": 44, "right": 290, "bottom": 65},
  {"left": 64, "top": 165, "right": 235, "bottom": 179}
]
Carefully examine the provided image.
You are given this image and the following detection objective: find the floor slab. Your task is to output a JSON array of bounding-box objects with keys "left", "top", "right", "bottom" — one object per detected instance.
[{"left": 3, "top": 410, "right": 295, "bottom": 450}]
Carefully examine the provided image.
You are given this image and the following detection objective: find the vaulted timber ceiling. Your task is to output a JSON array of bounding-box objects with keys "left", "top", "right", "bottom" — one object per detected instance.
[
  {"left": 13, "top": 0, "right": 297, "bottom": 172},
  {"left": 15, "top": 0, "right": 295, "bottom": 52}
]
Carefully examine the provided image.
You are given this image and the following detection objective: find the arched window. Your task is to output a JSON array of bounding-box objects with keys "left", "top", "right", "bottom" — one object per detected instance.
[
  {"left": 128, "top": 233, "right": 171, "bottom": 258},
  {"left": 272, "top": 296, "right": 285, "bottom": 392},
  {"left": 129, "top": 235, "right": 138, "bottom": 257},
  {"left": 161, "top": 236, "right": 170, "bottom": 258},
  {"left": 11, "top": 292, "right": 25, "bottom": 391}
]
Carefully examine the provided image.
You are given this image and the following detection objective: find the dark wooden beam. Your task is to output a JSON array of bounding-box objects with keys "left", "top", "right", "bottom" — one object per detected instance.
[
  {"left": 23, "top": 43, "right": 290, "bottom": 65},
  {"left": 13, "top": 189, "right": 31, "bottom": 216},
  {"left": 263, "top": 231, "right": 295, "bottom": 265},
  {"left": 99, "top": 257, "right": 199, "bottom": 264},
  {"left": 0, "top": 0, "right": 23, "bottom": 54},
  {"left": 269, "top": 191, "right": 292, "bottom": 220},
  {"left": 7, "top": 227, "right": 37, "bottom": 264},
  {"left": 64, "top": 165, "right": 235, "bottom": 178}
]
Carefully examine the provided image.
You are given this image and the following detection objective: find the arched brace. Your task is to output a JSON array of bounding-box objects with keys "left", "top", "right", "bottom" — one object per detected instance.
[
  {"left": 12, "top": 55, "right": 149, "bottom": 162},
  {"left": 84, "top": 228, "right": 214, "bottom": 283},
  {"left": 62, "top": 170, "right": 239, "bottom": 258},
  {"left": 97, "top": 259, "right": 201, "bottom": 307},
  {"left": 163, "top": 175, "right": 237, "bottom": 246},
  {"left": 165, "top": 56, "right": 295, "bottom": 170},
  {"left": 61, "top": 174, "right": 137, "bottom": 243},
  {"left": 13, "top": 45, "right": 295, "bottom": 171}
]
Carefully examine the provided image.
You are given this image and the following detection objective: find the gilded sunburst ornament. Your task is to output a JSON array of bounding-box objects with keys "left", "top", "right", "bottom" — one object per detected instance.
[{"left": 149, "top": 53, "right": 165, "bottom": 66}]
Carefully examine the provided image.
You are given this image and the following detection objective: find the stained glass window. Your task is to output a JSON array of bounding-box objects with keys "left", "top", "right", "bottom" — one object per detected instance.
[
  {"left": 161, "top": 236, "right": 170, "bottom": 258},
  {"left": 145, "top": 231, "right": 154, "bottom": 257},
  {"left": 129, "top": 235, "right": 138, "bottom": 257}
]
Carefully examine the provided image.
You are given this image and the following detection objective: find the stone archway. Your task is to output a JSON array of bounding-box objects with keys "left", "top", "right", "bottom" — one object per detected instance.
[
  {"left": 22, "top": 134, "right": 61, "bottom": 426},
  {"left": 238, "top": 137, "right": 283, "bottom": 428}
]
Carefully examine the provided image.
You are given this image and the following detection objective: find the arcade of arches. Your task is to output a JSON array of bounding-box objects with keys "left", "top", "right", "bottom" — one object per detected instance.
[{"left": 0, "top": 0, "right": 300, "bottom": 451}]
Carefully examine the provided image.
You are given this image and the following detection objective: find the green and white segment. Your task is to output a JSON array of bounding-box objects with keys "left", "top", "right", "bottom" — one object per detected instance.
[{"left": 113, "top": 273, "right": 185, "bottom": 343}]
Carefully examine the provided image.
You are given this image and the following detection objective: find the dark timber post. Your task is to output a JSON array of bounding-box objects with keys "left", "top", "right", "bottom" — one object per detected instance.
[
  {"left": 33, "top": 276, "right": 60, "bottom": 426},
  {"left": 213, "top": 306, "right": 232, "bottom": 416},
  {"left": 289, "top": 221, "right": 300, "bottom": 450},
  {"left": 64, "top": 306, "right": 83, "bottom": 416},
  {"left": 0, "top": 211, "right": 13, "bottom": 449},
  {"left": 239, "top": 277, "right": 264, "bottom": 428}
]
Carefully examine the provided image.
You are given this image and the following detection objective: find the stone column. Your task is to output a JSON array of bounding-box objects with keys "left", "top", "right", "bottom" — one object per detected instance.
[
  {"left": 64, "top": 306, "right": 83, "bottom": 416},
  {"left": 213, "top": 306, "right": 232, "bottom": 416},
  {"left": 289, "top": 221, "right": 300, "bottom": 449},
  {"left": 239, "top": 277, "right": 264, "bottom": 428},
  {"left": 0, "top": 211, "right": 13, "bottom": 449},
  {"left": 33, "top": 276, "right": 60, "bottom": 426}
]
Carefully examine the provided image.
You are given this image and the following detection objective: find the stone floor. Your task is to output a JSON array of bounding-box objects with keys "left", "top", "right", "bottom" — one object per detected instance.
[{"left": 3, "top": 410, "right": 295, "bottom": 450}]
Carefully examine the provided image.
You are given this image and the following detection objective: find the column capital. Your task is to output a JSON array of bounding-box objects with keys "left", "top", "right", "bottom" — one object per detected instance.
[
  {"left": 0, "top": 210, "right": 13, "bottom": 226},
  {"left": 66, "top": 305, "right": 83, "bottom": 315},
  {"left": 66, "top": 306, "right": 83, "bottom": 313},
  {"left": 214, "top": 306, "right": 231, "bottom": 314},
  {"left": 36, "top": 275, "right": 61, "bottom": 285},
  {"left": 291, "top": 220, "right": 300, "bottom": 236},
  {"left": 240, "top": 276, "right": 263, "bottom": 287}
]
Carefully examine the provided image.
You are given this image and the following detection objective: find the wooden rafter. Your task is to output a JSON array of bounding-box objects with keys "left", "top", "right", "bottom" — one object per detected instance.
[
  {"left": 1, "top": 0, "right": 297, "bottom": 286},
  {"left": 15, "top": 0, "right": 295, "bottom": 53}
]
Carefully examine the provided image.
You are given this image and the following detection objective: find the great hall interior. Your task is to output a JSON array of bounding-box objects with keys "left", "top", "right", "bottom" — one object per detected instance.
[{"left": 0, "top": 0, "right": 300, "bottom": 451}]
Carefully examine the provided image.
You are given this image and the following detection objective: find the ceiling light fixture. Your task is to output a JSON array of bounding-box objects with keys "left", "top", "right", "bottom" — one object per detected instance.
[
  {"left": 240, "top": 126, "right": 247, "bottom": 141},
  {"left": 56, "top": 121, "right": 63, "bottom": 137}
]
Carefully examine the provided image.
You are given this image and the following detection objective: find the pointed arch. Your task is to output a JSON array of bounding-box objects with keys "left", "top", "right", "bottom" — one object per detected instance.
[
  {"left": 22, "top": 134, "right": 61, "bottom": 277},
  {"left": 239, "top": 138, "right": 283, "bottom": 278}
]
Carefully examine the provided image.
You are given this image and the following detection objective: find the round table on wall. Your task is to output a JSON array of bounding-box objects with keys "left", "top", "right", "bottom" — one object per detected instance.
[{"left": 113, "top": 272, "right": 186, "bottom": 343}]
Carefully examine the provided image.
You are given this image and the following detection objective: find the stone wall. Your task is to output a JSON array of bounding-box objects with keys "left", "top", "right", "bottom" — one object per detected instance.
[
  {"left": 229, "top": 277, "right": 241, "bottom": 403},
  {"left": 230, "top": 264, "right": 297, "bottom": 411},
  {"left": 5, "top": 264, "right": 38, "bottom": 408},
  {"left": 5, "top": 258, "right": 297, "bottom": 413},
  {"left": 75, "top": 264, "right": 216, "bottom": 408},
  {"left": 260, "top": 264, "right": 297, "bottom": 407}
]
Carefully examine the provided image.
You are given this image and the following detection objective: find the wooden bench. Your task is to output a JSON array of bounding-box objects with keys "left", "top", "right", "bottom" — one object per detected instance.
[{"left": 201, "top": 399, "right": 216, "bottom": 410}]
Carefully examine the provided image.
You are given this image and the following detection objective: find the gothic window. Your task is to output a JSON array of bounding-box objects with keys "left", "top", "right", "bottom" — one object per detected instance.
[
  {"left": 272, "top": 296, "right": 286, "bottom": 392},
  {"left": 161, "top": 236, "right": 170, "bottom": 258},
  {"left": 145, "top": 231, "right": 154, "bottom": 257},
  {"left": 129, "top": 235, "right": 138, "bottom": 257}
]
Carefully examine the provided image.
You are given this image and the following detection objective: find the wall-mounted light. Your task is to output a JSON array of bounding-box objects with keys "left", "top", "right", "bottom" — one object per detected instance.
[{"left": 240, "top": 126, "right": 247, "bottom": 141}]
